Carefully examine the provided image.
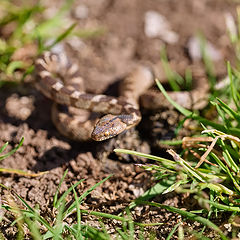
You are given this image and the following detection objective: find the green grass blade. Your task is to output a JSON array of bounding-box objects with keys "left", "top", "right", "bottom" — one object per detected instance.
[
  {"left": 225, "top": 166, "right": 240, "bottom": 193},
  {"left": 45, "top": 23, "right": 77, "bottom": 51},
  {"left": 53, "top": 169, "right": 68, "bottom": 207},
  {"left": 214, "top": 103, "right": 232, "bottom": 128},
  {"left": 24, "top": 216, "right": 42, "bottom": 240},
  {"left": 116, "top": 229, "right": 129, "bottom": 240},
  {"left": 157, "top": 139, "right": 183, "bottom": 146},
  {"left": 114, "top": 149, "right": 176, "bottom": 168},
  {"left": 67, "top": 224, "right": 111, "bottom": 240},
  {"left": 160, "top": 47, "right": 181, "bottom": 91},
  {"left": 42, "top": 230, "right": 54, "bottom": 240},
  {"left": 168, "top": 150, "right": 207, "bottom": 182},
  {"left": 199, "top": 183, "right": 234, "bottom": 196},
  {"left": 74, "top": 27, "right": 106, "bottom": 39},
  {"left": 0, "top": 142, "right": 8, "bottom": 154},
  {"left": 78, "top": 209, "right": 132, "bottom": 222},
  {"left": 0, "top": 137, "right": 24, "bottom": 161},
  {"left": 125, "top": 208, "right": 134, "bottom": 240},
  {"left": 197, "top": 197, "right": 240, "bottom": 212},
  {"left": 216, "top": 98, "right": 240, "bottom": 123},
  {"left": 53, "top": 200, "right": 65, "bottom": 239},
  {"left": 209, "top": 152, "right": 228, "bottom": 172},
  {"left": 72, "top": 185, "right": 83, "bottom": 240},
  {"left": 156, "top": 79, "right": 192, "bottom": 116},
  {"left": 98, "top": 221, "right": 111, "bottom": 240},
  {"left": 33, "top": 0, "right": 74, "bottom": 38},
  {"left": 228, "top": 62, "right": 240, "bottom": 110},
  {"left": 22, "top": 65, "right": 35, "bottom": 80},
  {"left": 13, "top": 193, "right": 58, "bottom": 237},
  {"left": 166, "top": 222, "right": 182, "bottom": 240},
  {"left": 64, "top": 175, "right": 112, "bottom": 217},
  {"left": 163, "top": 179, "right": 189, "bottom": 194},
  {"left": 220, "top": 139, "right": 239, "bottom": 172},
  {"left": 178, "top": 224, "right": 184, "bottom": 240},
  {"left": 81, "top": 225, "right": 110, "bottom": 240},
  {"left": 185, "top": 67, "right": 193, "bottom": 90},
  {"left": 55, "top": 178, "right": 85, "bottom": 209}
]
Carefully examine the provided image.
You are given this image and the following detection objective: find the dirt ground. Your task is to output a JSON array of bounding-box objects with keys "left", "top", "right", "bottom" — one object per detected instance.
[{"left": 0, "top": 0, "right": 238, "bottom": 238}]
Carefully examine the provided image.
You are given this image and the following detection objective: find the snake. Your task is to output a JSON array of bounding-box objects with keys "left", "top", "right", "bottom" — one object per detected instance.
[{"left": 35, "top": 51, "right": 209, "bottom": 141}]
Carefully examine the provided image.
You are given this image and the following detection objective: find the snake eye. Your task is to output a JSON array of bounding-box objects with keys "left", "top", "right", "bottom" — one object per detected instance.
[{"left": 104, "top": 131, "right": 109, "bottom": 137}]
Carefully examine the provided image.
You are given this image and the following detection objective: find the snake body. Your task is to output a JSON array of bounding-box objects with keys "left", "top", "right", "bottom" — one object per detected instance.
[
  {"left": 35, "top": 51, "right": 209, "bottom": 141},
  {"left": 35, "top": 52, "right": 152, "bottom": 141}
]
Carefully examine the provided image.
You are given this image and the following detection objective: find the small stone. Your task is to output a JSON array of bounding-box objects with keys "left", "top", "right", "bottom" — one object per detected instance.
[
  {"left": 187, "top": 36, "right": 222, "bottom": 61},
  {"left": 214, "top": 76, "right": 229, "bottom": 90},
  {"left": 45, "top": 41, "right": 64, "bottom": 54},
  {"left": 5, "top": 94, "right": 35, "bottom": 120},
  {"left": 129, "top": 184, "right": 144, "bottom": 197},
  {"left": 144, "top": 10, "right": 179, "bottom": 44},
  {"left": 74, "top": 4, "right": 89, "bottom": 19},
  {"left": 66, "top": 36, "right": 85, "bottom": 50},
  {"left": 223, "top": 223, "right": 232, "bottom": 232}
]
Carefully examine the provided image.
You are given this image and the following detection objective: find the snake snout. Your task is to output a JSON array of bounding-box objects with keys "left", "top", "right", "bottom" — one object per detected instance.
[{"left": 91, "top": 114, "right": 127, "bottom": 141}]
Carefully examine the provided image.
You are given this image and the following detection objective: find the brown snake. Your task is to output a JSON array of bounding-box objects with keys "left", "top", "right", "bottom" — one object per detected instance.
[{"left": 35, "top": 51, "right": 209, "bottom": 141}]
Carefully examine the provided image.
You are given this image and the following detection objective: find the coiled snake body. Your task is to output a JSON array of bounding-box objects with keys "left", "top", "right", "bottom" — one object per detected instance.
[{"left": 35, "top": 52, "right": 209, "bottom": 141}]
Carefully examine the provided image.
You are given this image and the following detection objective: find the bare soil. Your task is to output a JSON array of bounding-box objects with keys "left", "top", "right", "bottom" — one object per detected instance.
[{"left": 0, "top": 0, "right": 238, "bottom": 238}]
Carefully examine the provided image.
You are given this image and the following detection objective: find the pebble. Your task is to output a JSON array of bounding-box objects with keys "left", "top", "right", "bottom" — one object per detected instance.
[
  {"left": 5, "top": 94, "right": 35, "bottom": 121},
  {"left": 74, "top": 4, "right": 89, "bottom": 19},
  {"left": 144, "top": 10, "right": 179, "bottom": 44},
  {"left": 187, "top": 36, "right": 222, "bottom": 61}
]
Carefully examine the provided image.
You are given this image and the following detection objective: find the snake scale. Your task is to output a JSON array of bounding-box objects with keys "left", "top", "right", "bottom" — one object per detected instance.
[{"left": 35, "top": 51, "right": 209, "bottom": 141}]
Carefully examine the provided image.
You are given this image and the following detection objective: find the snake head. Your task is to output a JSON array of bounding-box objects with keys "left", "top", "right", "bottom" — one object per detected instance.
[{"left": 91, "top": 114, "right": 128, "bottom": 141}]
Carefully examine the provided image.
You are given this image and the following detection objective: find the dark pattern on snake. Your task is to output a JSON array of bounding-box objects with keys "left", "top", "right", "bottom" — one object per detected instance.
[{"left": 35, "top": 51, "right": 209, "bottom": 141}]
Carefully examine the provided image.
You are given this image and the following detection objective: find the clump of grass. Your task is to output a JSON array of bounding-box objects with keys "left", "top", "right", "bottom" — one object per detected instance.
[
  {"left": 115, "top": 79, "right": 239, "bottom": 238},
  {"left": 0, "top": 170, "right": 163, "bottom": 239},
  {"left": 0, "top": 0, "right": 75, "bottom": 85},
  {"left": 115, "top": 12, "right": 240, "bottom": 239},
  {"left": 0, "top": 0, "right": 104, "bottom": 87}
]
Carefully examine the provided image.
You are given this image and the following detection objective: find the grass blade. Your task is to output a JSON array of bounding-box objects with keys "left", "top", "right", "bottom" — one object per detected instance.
[
  {"left": 160, "top": 47, "right": 181, "bottom": 91},
  {"left": 72, "top": 185, "right": 83, "bottom": 240},
  {"left": 53, "top": 169, "right": 68, "bottom": 207},
  {"left": 0, "top": 142, "right": 8, "bottom": 153},
  {"left": 45, "top": 23, "right": 77, "bottom": 51},
  {"left": 0, "top": 137, "right": 24, "bottom": 161},
  {"left": 216, "top": 98, "right": 240, "bottom": 123},
  {"left": 23, "top": 216, "right": 42, "bottom": 240},
  {"left": 166, "top": 222, "right": 182, "bottom": 240},
  {"left": 64, "top": 175, "right": 112, "bottom": 217},
  {"left": 228, "top": 61, "right": 240, "bottom": 111},
  {"left": 0, "top": 168, "right": 47, "bottom": 176},
  {"left": 55, "top": 178, "right": 85, "bottom": 209},
  {"left": 114, "top": 149, "right": 176, "bottom": 168},
  {"left": 13, "top": 192, "right": 58, "bottom": 237}
]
